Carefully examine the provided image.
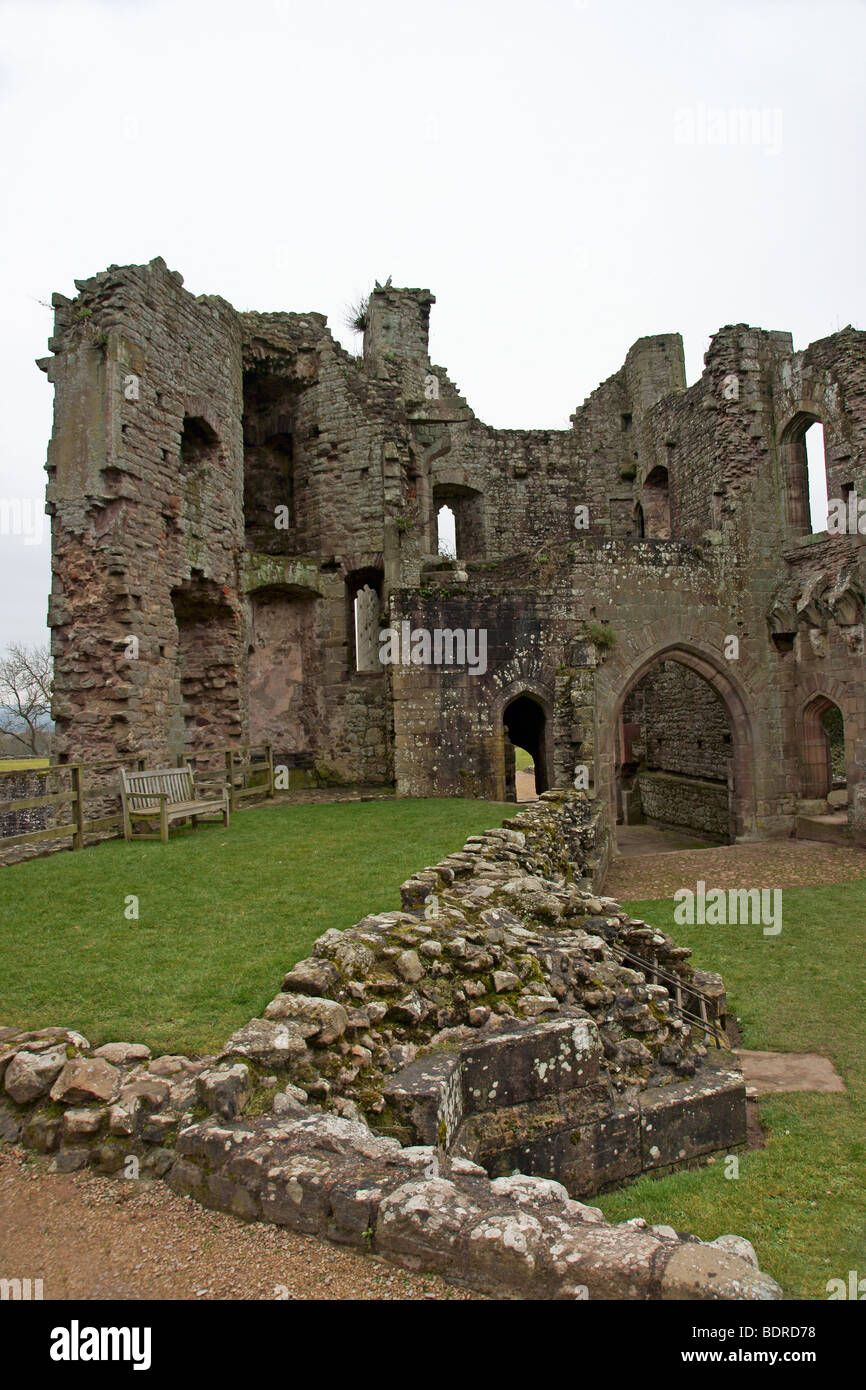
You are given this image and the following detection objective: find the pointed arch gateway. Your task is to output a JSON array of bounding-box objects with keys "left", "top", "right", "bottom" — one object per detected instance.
[
  {"left": 607, "top": 643, "right": 756, "bottom": 839},
  {"left": 799, "top": 693, "right": 846, "bottom": 800}
]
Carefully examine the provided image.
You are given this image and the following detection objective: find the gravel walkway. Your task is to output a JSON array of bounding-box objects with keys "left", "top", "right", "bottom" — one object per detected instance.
[
  {"left": 605, "top": 837, "right": 866, "bottom": 900},
  {"left": 0, "top": 1148, "right": 479, "bottom": 1301}
]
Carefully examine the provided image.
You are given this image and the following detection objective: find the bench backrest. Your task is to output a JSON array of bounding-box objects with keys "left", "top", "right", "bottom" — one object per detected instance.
[{"left": 120, "top": 766, "right": 195, "bottom": 810}]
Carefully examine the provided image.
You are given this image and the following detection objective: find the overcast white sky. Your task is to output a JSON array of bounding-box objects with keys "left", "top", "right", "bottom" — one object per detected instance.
[{"left": 1, "top": 0, "right": 864, "bottom": 649}]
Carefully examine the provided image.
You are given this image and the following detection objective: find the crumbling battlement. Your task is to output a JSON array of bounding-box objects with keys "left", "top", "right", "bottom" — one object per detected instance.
[{"left": 36, "top": 257, "right": 866, "bottom": 846}]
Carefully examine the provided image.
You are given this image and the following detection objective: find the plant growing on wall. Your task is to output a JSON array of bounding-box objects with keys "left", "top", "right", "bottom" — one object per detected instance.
[
  {"left": 345, "top": 294, "right": 370, "bottom": 336},
  {"left": 585, "top": 621, "right": 616, "bottom": 649}
]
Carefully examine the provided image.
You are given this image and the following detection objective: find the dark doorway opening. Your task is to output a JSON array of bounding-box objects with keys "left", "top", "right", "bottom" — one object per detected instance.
[{"left": 503, "top": 694, "right": 549, "bottom": 800}]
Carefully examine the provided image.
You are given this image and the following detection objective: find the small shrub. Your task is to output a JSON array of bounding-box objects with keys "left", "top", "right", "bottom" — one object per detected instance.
[
  {"left": 585, "top": 621, "right": 616, "bottom": 649},
  {"left": 345, "top": 294, "right": 370, "bottom": 336}
]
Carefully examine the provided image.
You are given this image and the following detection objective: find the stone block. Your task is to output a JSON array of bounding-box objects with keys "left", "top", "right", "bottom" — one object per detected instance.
[
  {"left": 460, "top": 1017, "right": 601, "bottom": 1113},
  {"left": 382, "top": 1051, "right": 463, "bottom": 1147},
  {"left": 639, "top": 1063, "right": 747, "bottom": 1169}
]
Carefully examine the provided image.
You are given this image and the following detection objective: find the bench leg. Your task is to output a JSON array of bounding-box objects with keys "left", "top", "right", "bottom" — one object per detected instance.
[{"left": 160, "top": 803, "right": 169, "bottom": 843}]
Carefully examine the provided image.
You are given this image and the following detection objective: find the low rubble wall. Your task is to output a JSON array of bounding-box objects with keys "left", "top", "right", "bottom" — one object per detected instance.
[{"left": 0, "top": 791, "right": 779, "bottom": 1300}]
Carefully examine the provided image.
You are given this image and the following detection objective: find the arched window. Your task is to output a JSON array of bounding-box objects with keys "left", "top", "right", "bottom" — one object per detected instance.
[
  {"left": 437, "top": 504, "right": 456, "bottom": 558},
  {"left": 432, "top": 484, "right": 484, "bottom": 560},
  {"left": 780, "top": 412, "right": 828, "bottom": 536},
  {"left": 805, "top": 423, "right": 828, "bottom": 533}
]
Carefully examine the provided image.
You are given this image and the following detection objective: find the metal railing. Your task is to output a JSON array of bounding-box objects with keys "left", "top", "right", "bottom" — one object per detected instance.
[{"left": 610, "top": 942, "right": 728, "bottom": 1048}]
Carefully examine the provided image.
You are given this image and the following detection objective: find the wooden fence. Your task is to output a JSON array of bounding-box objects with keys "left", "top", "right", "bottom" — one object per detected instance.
[{"left": 0, "top": 744, "right": 275, "bottom": 856}]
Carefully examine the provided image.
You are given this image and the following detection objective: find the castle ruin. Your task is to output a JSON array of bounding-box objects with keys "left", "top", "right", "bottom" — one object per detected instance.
[{"left": 38, "top": 257, "right": 866, "bottom": 847}]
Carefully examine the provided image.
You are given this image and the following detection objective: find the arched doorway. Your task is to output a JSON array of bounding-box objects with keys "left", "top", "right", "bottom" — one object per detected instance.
[
  {"left": 608, "top": 644, "right": 755, "bottom": 841},
  {"left": 800, "top": 695, "right": 846, "bottom": 801},
  {"left": 617, "top": 658, "right": 734, "bottom": 841},
  {"left": 503, "top": 693, "right": 549, "bottom": 801}
]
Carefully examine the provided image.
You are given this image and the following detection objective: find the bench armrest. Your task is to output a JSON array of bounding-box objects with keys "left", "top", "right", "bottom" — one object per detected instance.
[{"left": 128, "top": 792, "right": 170, "bottom": 812}]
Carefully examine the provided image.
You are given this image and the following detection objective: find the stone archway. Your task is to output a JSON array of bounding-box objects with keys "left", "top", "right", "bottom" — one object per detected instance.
[
  {"left": 503, "top": 693, "right": 549, "bottom": 800},
  {"left": 605, "top": 643, "right": 756, "bottom": 839},
  {"left": 799, "top": 692, "right": 846, "bottom": 801},
  {"left": 496, "top": 680, "right": 554, "bottom": 803}
]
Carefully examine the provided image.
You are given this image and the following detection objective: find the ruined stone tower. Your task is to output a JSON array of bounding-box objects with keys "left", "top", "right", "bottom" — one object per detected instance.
[{"left": 39, "top": 257, "right": 866, "bottom": 844}]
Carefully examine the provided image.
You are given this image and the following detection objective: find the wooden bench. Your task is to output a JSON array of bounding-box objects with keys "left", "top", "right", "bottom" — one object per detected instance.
[{"left": 120, "top": 765, "right": 230, "bottom": 842}]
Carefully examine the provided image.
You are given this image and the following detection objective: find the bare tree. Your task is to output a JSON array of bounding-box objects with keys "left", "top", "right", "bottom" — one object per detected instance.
[{"left": 0, "top": 643, "right": 53, "bottom": 756}]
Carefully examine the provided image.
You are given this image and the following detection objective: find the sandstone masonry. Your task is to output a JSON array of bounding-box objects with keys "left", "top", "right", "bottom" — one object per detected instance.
[{"left": 36, "top": 259, "right": 866, "bottom": 845}]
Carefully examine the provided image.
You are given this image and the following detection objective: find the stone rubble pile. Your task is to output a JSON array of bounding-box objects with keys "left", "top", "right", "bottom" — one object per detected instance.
[
  {"left": 0, "top": 791, "right": 779, "bottom": 1299},
  {"left": 228, "top": 791, "right": 720, "bottom": 1119}
]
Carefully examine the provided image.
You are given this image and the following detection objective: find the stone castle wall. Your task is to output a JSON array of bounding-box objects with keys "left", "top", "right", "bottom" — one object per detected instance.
[{"left": 34, "top": 258, "right": 866, "bottom": 848}]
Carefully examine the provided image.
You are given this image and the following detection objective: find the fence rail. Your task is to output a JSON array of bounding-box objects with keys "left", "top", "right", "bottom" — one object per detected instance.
[
  {"left": 0, "top": 744, "right": 274, "bottom": 857},
  {"left": 610, "top": 942, "right": 729, "bottom": 1048}
]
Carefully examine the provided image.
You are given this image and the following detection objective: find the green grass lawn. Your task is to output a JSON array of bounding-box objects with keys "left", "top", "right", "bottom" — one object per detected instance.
[
  {"left": 598, "top": 883, "right": 866, "bottom": 1299},
  {"left": 0, "top": 798, "right": 508, "bottom": 1056},
  {"left": 2, "top": 799, "right": 863, "bottom": 1297}
]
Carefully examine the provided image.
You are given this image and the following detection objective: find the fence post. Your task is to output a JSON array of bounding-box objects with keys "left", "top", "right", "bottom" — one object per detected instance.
[
  {"left": 265, "top": 744, "right": 275, "bottom": 798},
  {"left": 225, "top": 750, "right": 235, "bottom": 811},
  {"left": 70, "top": 764, "right": 84, "bottom": 850}
]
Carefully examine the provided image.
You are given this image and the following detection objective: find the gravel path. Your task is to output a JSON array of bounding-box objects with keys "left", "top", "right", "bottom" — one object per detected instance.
[
  {"left": 0, "top": 1148, "right": 479, "bottom": 1301},
  {"left": 605, "top": 838, "right": 866, "bottom": 900}
]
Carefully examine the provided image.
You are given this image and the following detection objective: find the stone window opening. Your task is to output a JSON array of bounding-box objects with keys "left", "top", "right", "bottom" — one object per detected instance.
[
  {"left": 805, "top": 422, "right": 829, "bottom": 532},
  {"left": 347, "top": 570, "right": 384, "bottom": 675},
  {"left": 780, "top": 411, "right": 828, "bottom": 536},
  {"left": 641, "top": 465, "right": 671, "bottom": 538},
  {"left": 180, "top": 416, "right": 219, "bottom": 475},
  {"left": 431, "top": 484, "right": 484, "bottom": 561},
  {"left": 437, "top": 504, "right": 456, "bottom": 558},
  {"left": 633, "top": 501, "right": 645, "bottom": 538},
  {"left": 242, "top": 369, "right": 299, "bottom": 555}
]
